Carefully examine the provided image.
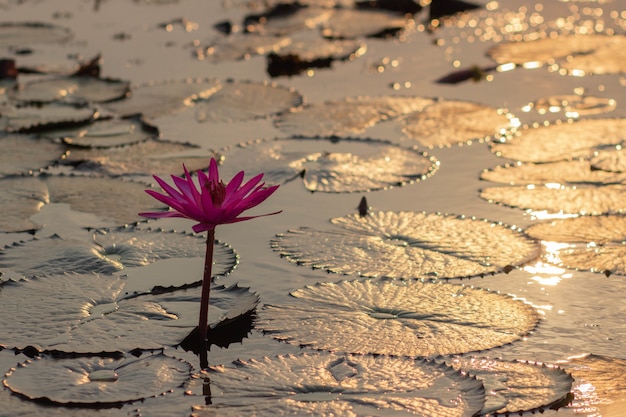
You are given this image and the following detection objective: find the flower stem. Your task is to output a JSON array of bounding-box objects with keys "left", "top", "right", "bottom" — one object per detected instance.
[{"left": 198, "top": 229, "right": 215, "bottom": 353}]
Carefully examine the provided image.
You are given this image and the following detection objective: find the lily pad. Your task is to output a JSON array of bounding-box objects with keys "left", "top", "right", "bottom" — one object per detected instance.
[
  {"left": 222, "top": 137, "right": 438, "bottom": 193},
  {"left": 0, "top": 103, "right": 97, "bottom": 133},
  {"left": 480, "top": 160, "right": 626, "bottom": 185},
  {"left": 527, "top": 94, "right": 617, "bottom": 117},
  {"left": 52, "top": 116, "right": 159, "bottom": 148},
  {"left": 480, "top": 184, "right": 626, "bottom": 215},
  {"left": 196, "top": 34, "right": 293, "bottom": 62},
  {"left": 446, "top": 357, "right": 573, "bottom": 415},
  {"left": 103, "top": 78, "right": 221, "bottom": 120},
  {"left": 3, "top": 352, "right": 191, "bottom": 406},
  {"left": 0, "top": 175, "right": 163, "bottom": 233},
  {"left": 590, "top": 147, "right": 626, "bottom": 173},
  {"left": 274, "top": 96, "right": 433, "bottom": 137},
  {"left": 0, "top": 22, "right": 72, "bottom": 47},
  {"left": 525, "top": 215, "right": 626, "bottom": 275},
  {"left": 0, "top": 134, "right": 67, "bottom": 177},
  {"left": 272, "top": 211, "right": 540, "bottom": 278},
  {"left": 191, "top": 352, "right": 486, "bottom": 417},
  {"left": 0, "top": 227, "right": 237, "bottom": 283},
  {"left": 244, "top": 5, "right": 333, "bottom": 36},
  {"left": 322, "top": 8, "right": 410, "bottom": 39},
  {"left": 487, "top": 34, "right": 626, "bottom": 75},
  {"left": 0, "top": 273, "right": 259, "bottom": 353},
  {"left": 490, "top": 118, "right": 626, "bottom": 163},
  {"left": 12, "top": 76, "right": 130, "bottom": 104},
  {"left": 259, "top": 278, "right": 539, "bottom": 357},
  {"left": 194, "top": 79, "right": 302, "bottom": 123},
  {"left": 559, "top": 354, "right": 626, "bottom": 416},
  {"left": 401, "top": 100, "right": 516, "bottom": 147},
  {"left": 61, "top": 139, "right": 216, "bottom": 176}
]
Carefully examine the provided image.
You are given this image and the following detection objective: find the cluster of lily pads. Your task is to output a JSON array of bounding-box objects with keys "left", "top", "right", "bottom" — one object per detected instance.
[{"left": 1, "top": 0, "right": 625, "bottom": 416}]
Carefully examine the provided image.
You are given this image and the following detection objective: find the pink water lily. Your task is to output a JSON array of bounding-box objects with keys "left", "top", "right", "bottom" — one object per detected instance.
[
  {"left": 139, "top": 158, "right": 280, "bottom": 232},
  {"left": 139, "top": 158, "right": 280, "bottom": 365}
]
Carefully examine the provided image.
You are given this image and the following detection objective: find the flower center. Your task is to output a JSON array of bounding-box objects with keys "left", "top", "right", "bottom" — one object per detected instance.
[{"left": 207, "top": 179, "right": 227, "bottom": 206}]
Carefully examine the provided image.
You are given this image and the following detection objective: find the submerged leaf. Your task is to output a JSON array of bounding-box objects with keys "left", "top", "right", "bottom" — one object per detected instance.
[
  {"left": 0, "top": 273, "right": 258, "bottom": 352},
  {"left": 272, "top": 211, "right": 540, "bottom": 278},
  {"left": 490, "top": 118, "right": 626, "bottom": 163},
  {"left": 221, "top": 137, "right": 438, "bottom": 193},
  {"left": 402, "top": 100, "right": 514, "bottom": 147},
  {"left": 447, "top": 357, "right": 573, "bottom": 415},
  {"left": 191, "top": 352, "right": 486, "bottom": 417},
  {"left": 480, "top": 184, "right": 626, "bottom": 215},
  {"left": 0, "top": 134, "right": 67, "bottom": 177},
  {"left": 259, "top": 278, "right": 539, "bottom": 357},
  {"left": 3, "top": 352, "right": 191, "bottom": 406}
]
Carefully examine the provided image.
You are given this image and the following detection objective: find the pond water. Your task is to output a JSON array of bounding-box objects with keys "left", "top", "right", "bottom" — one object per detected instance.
[{"left": 1, "top": 0, "right": 626, "bottom": 416}]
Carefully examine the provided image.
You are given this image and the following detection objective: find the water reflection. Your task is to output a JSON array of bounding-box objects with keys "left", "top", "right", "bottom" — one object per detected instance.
[{"left": 523, "top": 242, "right": 574, "bottom": 286}]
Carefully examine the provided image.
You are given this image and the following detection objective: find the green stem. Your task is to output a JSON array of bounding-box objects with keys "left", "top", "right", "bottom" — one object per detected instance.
[{"left": 198, "top": 229, "right": 215, "bottom": 353}]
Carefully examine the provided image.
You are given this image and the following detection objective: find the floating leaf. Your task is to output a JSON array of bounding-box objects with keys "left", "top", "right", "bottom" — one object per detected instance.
[
  {"left": 526, "top": 215, "right": 626, "bottom": 275},
  {"left": 222, "top": 137, "right": 437, "bottom": 193},
  {"left": 62, "top": 139, "right": 216, "bottom": 176},
  {"left": 12, "top": 76, "right": 130, "bottom": 104},
  {"left": 0, "top": 175, "right": 163, "bottom": 233},
  {"left": 487, "top": 34, "right": 626, "bottom": 75},
  {"left": 0, "top": 227, "right": 237, "bottom": 283},
  {"left": 480, "top": 184, "right": 626, "bottom": 215},
  {"left": 51, "top": 116, "right": 158, "bottom": 148},
  {"left": 0, "top": 22, "right": 72, "bottom": 47},
  {"left": 0, "top": 273, "right": 258, "bottom": 352},
  {"left": 194, "top": 80, "right": 302, "bottom": 123},
  {"left": 0, "top": 103, "right": 97, "bottom": 133},
  {"left": 272, "top": 211, "right": 539, "bottom": 278},
  {"left": 528, "top": 94, "right": 617, "bottom": 117},
  {"left": 196, "top": 34, "right": 293, "bottom": 62},
  {"left": 480, "top": 160, "right": 626, "bottom": 185},
  {"left": 244, "top": 5, "right": 332, "bottom": 36},
  {"left": 191, "top": 352, "right": 486, "bottom": 417},
  {"left": 103, "top": 78, "right": 220, "bottom": 119},
  {"left": 0, "top": 134, "right": 67, "bottom": 177},
  {"left": 447, "top": 357, "right": 573, "bottom": 415},
  {"left": 274, "top": 96, "right": 433, "bottom": 137},
  {"left": 259, "top": 278, "right": 539, "bottom": 356},
  {"left": 490, "top": 118, "right": 626, "bottom": 163},
  {"left": 560, "top": 354, "right": 626, "bottom": 416},
  {"left": 590, "top": 148, "right": 626, "bottom": 173},
  {"left": 322, "top": 9, "right": 410, "bottom": 39},
  {"left": 3, "top": 352, "right": 191, "bottom": 406},
  {"left": 402, "top": 100, "right": 515, "bottom": 147}
]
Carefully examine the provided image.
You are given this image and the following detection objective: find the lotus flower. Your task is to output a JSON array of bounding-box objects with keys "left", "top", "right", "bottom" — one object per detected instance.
[
  {"left": 139, "top": 158, "right": 280, "bottom": 365},
  {"left": 139, "top": 158, "right": 280, "bottom": 232}
]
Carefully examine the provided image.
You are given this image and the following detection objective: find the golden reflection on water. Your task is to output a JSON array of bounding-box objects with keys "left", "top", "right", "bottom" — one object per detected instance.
[{"left": 523, "top": 241, "right": 573, "bottom": 286}]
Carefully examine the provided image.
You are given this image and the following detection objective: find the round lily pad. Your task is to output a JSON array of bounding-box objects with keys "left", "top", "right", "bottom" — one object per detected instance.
[
  {"left": 0, "top": 22, "right": 72, "bottom": 47},
  {"left": 13, "top": 76, "right": 130, "bottom": 104},
  {"left": 259, "top": 278, "right": 539, "bottom": 357},
  {"left": 53, "top": 116, "right": 158, "bottom": 148},
  {"left": 196, "top": 33, "right": 293, "bottom": 62},
  {"left": 3, "top": 352, "right": 191, "bottom": 406},
  {"left": 402, "top": 100, "right": 515, "bottom": 147},
  {"left": 274, "top": 96, "right": 433, "bottom": 137},
  {"left": 590, "top": 148, "right": 626, "bottom": 173},
  {"left": 244, "top": 5, "right": 333, "bottom": 36},
  {"left": 447, "top": 357, "right": 573, "bottom": 415},
  {"left": 191, "top": 352, "right": 486, "bottom": 417},
  {"left": 0, "top": 103, "right": 97, "bottom": 133},
  {"left": 322, "top": 8, "right": 410, "bottom": 39},
  {"left": 0, "top": 134, "right": 67, "bottom": 177},
  {"left": 272, "top": 211, "right": 540, "bottom": 278},
  {"left": 528, "top": 94, "right": 617, "bottom": 118},
  {"left": 490, "top": 118, "right": 626, "bottom": 163},
  {"left": 221, "top": 137, "right": 438, "bottom": 193}
]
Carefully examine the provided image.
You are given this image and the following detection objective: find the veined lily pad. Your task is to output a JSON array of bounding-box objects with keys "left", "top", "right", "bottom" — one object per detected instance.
[
  {"left": 12, "top": 76, "right": 130, "bottom": 104},
  {"left": 103, "top": 78, "right": 221, "bottom": 120},
  {"left": 259, "top": 278, "right": 539, "bottom": 357},
  {"left": 274, "top": 96, "right": 433, "bottom": 137},
  {"left": 62, "top": 139, "right": 216, "bottom": 176},
  {"left": 559, "top": 354, "right": 626, "bottom": 416},
  {"left": 51, "top": 116, "right": 158, "bottom": 148},
  {"left": 0, "top": 134, "right": 67, "bottom": 177},
  {"left": 480, "top": 184, "right": 626, "bottom": 215},
  {"left": 480, "top": 160, "right": 626, "bottom": 186},
  {"left": 194, "top": 79, "right": 302, "bottom": 123},
  {"left": 446, "top": 357, "right": 573, "bottom": 415},
  {"left": 490, "top": 118, "right": 626, "bottom": 163},
  {"left": 526, "top": 215, "right": 626, "bottom": 275},
  {"left": 487, "top": 34, "right": 626, "bottom": 75},
  {"left": 0, "top": 22, "right": 72, "bottom": 47},
  {"left": 0, "top": 227, "right": 237, "bottom": 283},
  {"left": 0, "top": 273, "right": 259, "bottom": 353},
  {"left": 402, "top": 100, "right": 516, "bottom": 147},
  {"left": 3, "top": 352, "right": 191, "bottom": 406},
  {"left": 190, "top": 353, "right": 486, "bottom": 417},
  {"left": 0, "top": 175, "right": 163, "bottom": 233},
  {"left": 222, "top": 137, "right": 438, "bottom": 193},
  {"left": 272, "top": 211, "right": 540, "bottom": 278},
  {"left": 0, "top": 103, "right": 97, "bottom": 133}
]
